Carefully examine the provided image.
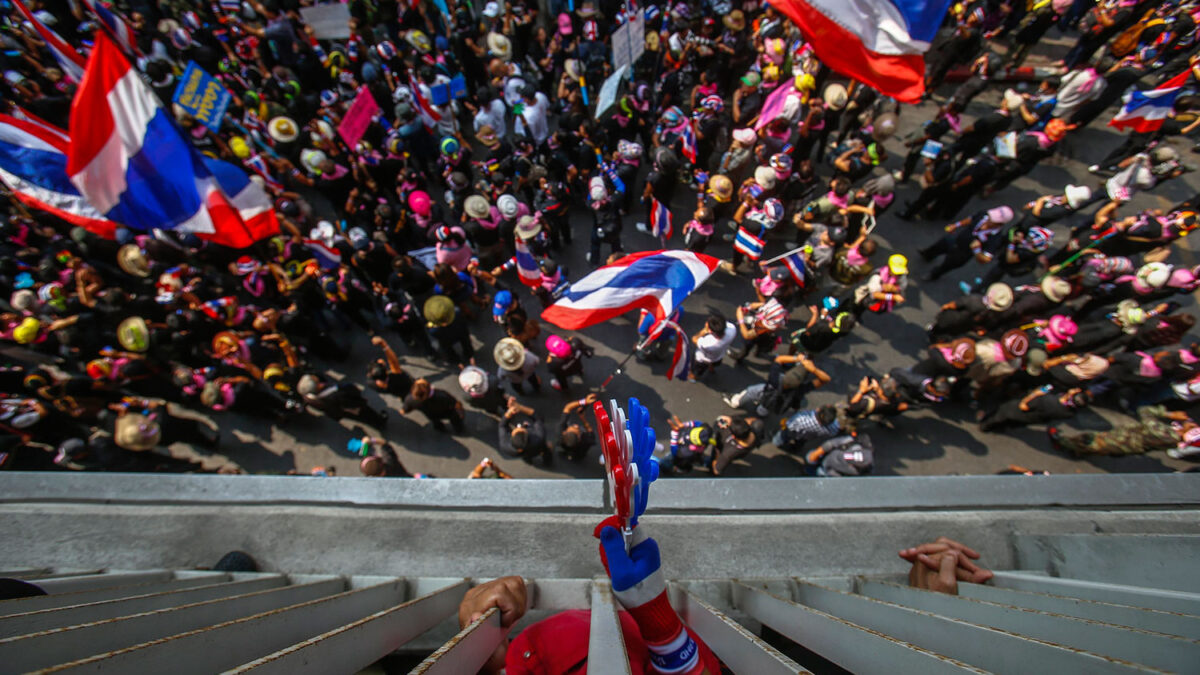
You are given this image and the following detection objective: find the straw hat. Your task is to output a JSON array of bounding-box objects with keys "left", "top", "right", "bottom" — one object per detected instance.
[
  {"left": 515, "top": 215, "right": 542, "bottom": 240},
  {"left": 464, "top": 195, "right": 491, "bottom": 219},
  {"left": 117, "top": 244, "right": 151, "bottom": 278},
  {"left": 723, "top": 9, "right": 746, "bottom": 31},
  {"left": 948, "top": 337, "right": 976, "bottom": 367},
  {"left": 117, "top": 317, "right": 150, "bottom": 353},
  {"left": 984, "top": 283, "right": 1013, "bottom": 311},
  {"left": 268, "top": 116, "right": 299, "bottom": 143},
  {"left": 114, "top": 412, "right": 161, "bottom": 451},
  {"left": 458, "top": 365, "right": 489, "bottom": 397},
  {"left": 1001, "top": 329, "right": 1030, "bottom": 359},
  {"left": 822, "top": 83, "right": 848, "bottom": 110},
  {"left": 486, "top": 32, "right": 512, "bottom": 60},
  {"left": 708, "top": 174, "right": 734, "bottom": 201},
  {"left": 494, "top": 337, "right": 527, "bottom": 371},
  {"left": 423, "top": 295, "right": 455, "bottom": 326},
  {"left": 476, "top": 125, "right": 499, "bottom": 148},
  {"left": 1041, "top": 275, "right": 1070, "bottom": 302}
]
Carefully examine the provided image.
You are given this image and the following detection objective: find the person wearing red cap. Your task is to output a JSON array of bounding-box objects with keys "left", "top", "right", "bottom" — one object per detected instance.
[{"left": 456, "top": 520, "right": 720, "bottom": 674}]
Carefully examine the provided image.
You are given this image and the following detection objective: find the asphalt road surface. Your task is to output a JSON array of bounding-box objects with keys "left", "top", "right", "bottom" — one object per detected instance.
[{"left": 172, "top": 41, "right": 1200, "bottom": 480}]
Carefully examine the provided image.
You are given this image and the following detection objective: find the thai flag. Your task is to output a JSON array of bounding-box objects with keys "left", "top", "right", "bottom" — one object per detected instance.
[
  {"left": 514, "top": 237, "right": 541, "bottom": 287},
  {"left": 408, "top": 72, "right": 441, "bottom": 130},
  {"left": 67, "top": 34, "right": 277, "bottom": 248},
  {"left": 734, "top": 226, "right": 766, "bottom": 261},
  {"left": 0, "top": 113, "right": 118, "bottom": 239},
  {"left": 542, "top": 250, "right": 721, "bottom": 330},
  {"left": 302, "top": 239, "right": 343, "bottom": 269},
  {"left": 1109, "top": 70, "right": 1191, "bottom": 133},
  {"left": 649, "top": 197, "right": 673, "bottom": 241},
  {"left": 13, "top": 0, "right": 87, "bottom": 82},
  {"left": 767, "top": 0, "right": 953, "bottom": 103},
  {"left": 79, "top": 0, "right": 141, "bottom": 57},
  {"left": 644, "top": 319, "right": 690, "bottom": 380},
  {"left": 679, "top": 120, "right": 698, "bottom": 164},
  {"left": 243, "top": 154, "right": 283, "bottom": 192},
  {"left": 218, "top": 0, "right": 242, "bottom": 12},
  {"left": 782, "top": 248, "right": 807, "bottom": 286}
]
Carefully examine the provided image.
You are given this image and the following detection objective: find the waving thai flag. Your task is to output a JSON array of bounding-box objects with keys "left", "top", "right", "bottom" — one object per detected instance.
[
  {"left": 542, "top": 250, "right": 720, "bottom": 330},
  {"left": 768, "top": 0, "right": 953, "bottom": 102},
  {"left": 13, "top": 0, "right": 87, "bottom": 82},
  {"left": 79, "top": 0, "right": 141, "bottom": 57},
  {"left": 67, "top": 34, "right": 276, "bottom": 248},
  {"left": 0, "top": 113, "right": 118, "bottom": 238},
  {"left": 643, "top": 318, "right": 690, "bottom": 380},
  {"left": 649, "top": 197, "right": 673, "bottom": 241},
  {"left": 782, "top": 248, "right": 808, "bottom": 286},
  {"left": 302, "top": 239, "right": 343, "bottom": 269},
  {"left": 734, "top": 226, "right": 766, "bottom": 261},
  {"left": 1109, "top": 70, "right": 1191, "bottom": 133},
  {"left": 679, "top": 119, "right": 698, "bottom": 164}
]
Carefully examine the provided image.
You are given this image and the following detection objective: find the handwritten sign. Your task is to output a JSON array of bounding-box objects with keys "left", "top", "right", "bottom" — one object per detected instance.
[
  {"left": 172, "top": 62, "right": 231, "bottom": 129},
  {"left": 337, "top": 87, "right": 381, "bottom": 148},
  {"left": 594, "top": 65, "right": 627, "bottom": 119}
]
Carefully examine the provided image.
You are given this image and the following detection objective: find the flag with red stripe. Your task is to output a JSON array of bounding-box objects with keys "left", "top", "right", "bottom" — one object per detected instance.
[
  {"left": 13, "top": 0, "right": 87, "bottom": 82},
  {"left": 649, "top": 197, "right": 673, "bottom": 241}
]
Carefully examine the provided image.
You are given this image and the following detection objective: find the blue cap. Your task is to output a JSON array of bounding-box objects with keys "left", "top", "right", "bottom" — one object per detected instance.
[
  {"left": 14, "top": 272, "right": 33, "bottom": 289},
  {"left": 346, "top": 438, "right": 365, "bottom": 455},
  {"left": 493, "top": 290, "right": 513, "bottom": 316},
  {"left": 821, "top": 296, "right": 839, "bottom": 311}
]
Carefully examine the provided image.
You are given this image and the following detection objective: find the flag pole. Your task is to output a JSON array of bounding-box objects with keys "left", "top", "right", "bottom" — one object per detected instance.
[
  {"left": 758, "top": 245, "right": 807, "bottom": 267},
  {"left": 597, "top": 332, "right": 658, "bottom": 391}
]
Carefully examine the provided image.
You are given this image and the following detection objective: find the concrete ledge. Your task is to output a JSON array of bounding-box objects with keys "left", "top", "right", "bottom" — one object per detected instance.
[
  {"left": 1, "top": 473, "right": 1197, "bottom": 512},
  {"left": 2, "top": 503, "right": 1198, "bottom": 578},
  {"left": 0, "top": 474, "right": 606, "bottom": 511}
]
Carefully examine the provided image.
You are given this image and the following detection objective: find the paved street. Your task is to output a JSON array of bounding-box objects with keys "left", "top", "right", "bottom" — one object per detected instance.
[{"left": 172, "top": 41, "right": 1200, "bottom": 480}]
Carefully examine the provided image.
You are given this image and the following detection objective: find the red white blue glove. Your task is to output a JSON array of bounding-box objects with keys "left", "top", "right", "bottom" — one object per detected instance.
[{"left": 595, "top": 518, "right": 702, "bottom": 674}]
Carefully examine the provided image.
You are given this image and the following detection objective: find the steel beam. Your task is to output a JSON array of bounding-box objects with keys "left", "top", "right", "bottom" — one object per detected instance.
[
  {"left": 1, "top": 578, "right": 347, "bottom": 672},
  {"left": 732, "top": 582, "right": 985, "bottom": 674},
  {"left": 228, "top": 580, "right": 468, "bottom": 674},
  {"left": 0, "top": 575, "right": 285, "bottom": 636},
  {"left": 0, "top": 575, "right": 227, "bottom": 617},
  {"left": 409, "top": 606, "right": 504, "bottom": 675},
  {"left": 791, "top": 580, "right": 1155, "bottom": 673},
  {"left": 959, "top": 581, "right": 1200, "bottom": 639},
  {"left": 587, "top": 579, "right": 632, "bottom": 675},
  {"left": 33, "top": 570, "right": 172, "bottom": 593},
  {"left": 990, "top": 572, "right": 1200, "bottom": 616},
  {"left": 858, "top": 579, "right": 1200, "bottom": 672},
  {"left": 677, "top": 586, "right": 808, "bottom": 674}
]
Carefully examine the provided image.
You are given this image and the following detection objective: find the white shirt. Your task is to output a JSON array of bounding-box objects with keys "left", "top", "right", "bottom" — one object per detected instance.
[
  {"left": 515, "top": 92, "right": 552, "bottom": 145},
  {"left": 695, "top": 323, "right": 737, "bottom": 363},
  {"left": 473, "top": 99, "right": 508, "bottom": 139}
]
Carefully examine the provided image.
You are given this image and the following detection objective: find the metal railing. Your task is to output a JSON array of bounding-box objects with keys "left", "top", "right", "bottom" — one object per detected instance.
[
  {"left": 1, "top": 473, "right": 1199, "bottom": 672},
  {"left": 1, "top": 535, "right": 1198, "bottom": 673}
]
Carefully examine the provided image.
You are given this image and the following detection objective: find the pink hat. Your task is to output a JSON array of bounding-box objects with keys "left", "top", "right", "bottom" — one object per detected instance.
[
  {"left": 546, "top": 334, "right": 573, "bottom": 359},
  {"left": 1169, "top": 268, "right": 1197, "bottom": 289},
  {"left": 557, "top": 13, "right": 573, "bottom": 35},
  {"left": 1048, "top": 315, "right": 1077, "bottom": 340},
  {"left": 408, "top": 190, "right": 432, "bottom": 217}
]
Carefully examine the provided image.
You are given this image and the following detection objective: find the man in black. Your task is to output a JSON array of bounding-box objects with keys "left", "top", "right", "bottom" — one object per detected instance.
[
  {"left": 897, "top": 149, "right": 955, "bottom": 220},
  {"left": 499, "top": 396, "right": 551, "bottom": 465},
  {"left": 557, "top": 396, "right": 598, "bottom": 461}
]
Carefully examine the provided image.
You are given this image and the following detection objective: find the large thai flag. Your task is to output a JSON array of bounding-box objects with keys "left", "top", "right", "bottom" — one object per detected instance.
[
  {"left": 13, "top": 0, "right": 87, "bottom": 82},
  {"left": 1109, "top": 71, "right": 1190, "bottom": 133},
  {"left": 79, "top": 0, "right": 140, "bottom": 56},
  {"left": 0, "top": 113, "right": 118, "bottom": 238},
  {"left": 542, "top": 250, "right": 720, "bottom": 330},
  {"left": 768, "top": 0, "right": 953, "bottom": 103},
  {"left": 67, "top": 34, "right": 277, "bottom": 248},
  {"left": 649, "top": 196, "right": 673, "bottom": 241}
]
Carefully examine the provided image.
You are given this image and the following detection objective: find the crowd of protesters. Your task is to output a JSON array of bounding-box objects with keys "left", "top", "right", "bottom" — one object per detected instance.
[{"left": 2, "top": 0, "right": 1200, "bottom": 478}]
